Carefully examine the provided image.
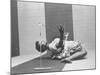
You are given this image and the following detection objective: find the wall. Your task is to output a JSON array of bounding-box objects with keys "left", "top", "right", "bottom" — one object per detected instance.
[
  {"left": 11, "top": 0, "right": 20, "bottom": 57},
  {"left": 72, "top": 5, "right": 96, "bottom": 50},
  {"left": 17, "top": 2, "right": 46, "bottom": 55},
  {"left": 17, "top": 2, "right": 95, "bottom": 56},
  {"left": 45, "top": 3, "right": 73, "bottom": 43}
]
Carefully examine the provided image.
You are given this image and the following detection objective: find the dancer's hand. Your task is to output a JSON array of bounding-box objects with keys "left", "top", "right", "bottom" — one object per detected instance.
[{"left": 58, "top": 25, "right": 64, "bottom": 36}]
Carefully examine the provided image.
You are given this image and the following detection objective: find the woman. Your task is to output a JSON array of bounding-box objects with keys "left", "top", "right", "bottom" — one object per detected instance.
[{"left": 35, "top": 26, "right": 87, "bottom": 63}]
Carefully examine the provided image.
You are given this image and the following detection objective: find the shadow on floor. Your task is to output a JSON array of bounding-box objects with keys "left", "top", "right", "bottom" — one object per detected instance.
[
  {"left": 72, "top": 57, "right": 87, "bottom": 61},
  {"left": 11, "top": 53, "right": 87, "bottom": 75},
  {"left": 11, "top": 54, "right": 66, "bottom": 74}
]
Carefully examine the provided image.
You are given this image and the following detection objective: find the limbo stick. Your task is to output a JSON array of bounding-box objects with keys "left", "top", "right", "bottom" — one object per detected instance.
[{"left": 33, "top": 23, "right": 51, "bottom": 70}]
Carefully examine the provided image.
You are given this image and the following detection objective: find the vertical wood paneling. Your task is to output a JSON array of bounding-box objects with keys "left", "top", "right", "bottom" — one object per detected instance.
[{"left": 18, "top": 2, "right": 46, "bottom": 55}]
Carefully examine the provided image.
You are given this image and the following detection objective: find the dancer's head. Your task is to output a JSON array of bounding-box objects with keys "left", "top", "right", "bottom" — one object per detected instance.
[{"left": 35, "top": 41, "right": 48, "bottom": 53}]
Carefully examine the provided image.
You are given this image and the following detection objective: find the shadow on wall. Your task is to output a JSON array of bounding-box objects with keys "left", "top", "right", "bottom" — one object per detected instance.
[
  {"left": 11, "top": 0, "right": 20, "bottom": 57},
  {"left": 45, "top": 3, "right": 74, "bottom": 43}
]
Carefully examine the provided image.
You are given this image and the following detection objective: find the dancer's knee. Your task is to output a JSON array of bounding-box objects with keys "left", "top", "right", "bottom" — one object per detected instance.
[{"left": 81, "top": 49, "right": 87, "bottom": 57}]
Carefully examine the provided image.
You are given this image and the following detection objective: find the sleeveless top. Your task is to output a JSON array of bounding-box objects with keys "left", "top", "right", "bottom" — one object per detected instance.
[{"left": 48, "top": 38, "right": 60, "bottom": 50}]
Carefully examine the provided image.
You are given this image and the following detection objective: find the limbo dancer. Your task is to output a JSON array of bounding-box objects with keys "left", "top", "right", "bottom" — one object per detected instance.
[
  {"left": 35, "top": 25, "right": 64, "bottom": 59},
  {"left": 35, "top": 25, "right": 87, "bottom": 63}
]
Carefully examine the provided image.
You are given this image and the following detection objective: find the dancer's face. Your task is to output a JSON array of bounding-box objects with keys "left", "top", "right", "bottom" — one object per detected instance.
[{"left": 40, "top": 41, "right": 48, "bottom": 52}]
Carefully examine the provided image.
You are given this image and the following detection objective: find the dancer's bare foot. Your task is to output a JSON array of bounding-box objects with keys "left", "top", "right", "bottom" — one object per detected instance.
[
  {"left": 51, "top": 55, "right": 56, "bottom": 59},
  {"left": 56, "top": 56, "right": 62, "bottom": 60}
]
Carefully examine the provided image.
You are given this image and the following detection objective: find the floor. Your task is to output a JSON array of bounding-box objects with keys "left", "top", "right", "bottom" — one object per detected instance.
[
  {"left": 11, "top": 50, "right": 95, "bottom": 75},
  {"left": 62, "top": 50, "right": 95, "bottom": 71},
  {"left": 11, "top": 52, "right": 47, "bottom": 67}
]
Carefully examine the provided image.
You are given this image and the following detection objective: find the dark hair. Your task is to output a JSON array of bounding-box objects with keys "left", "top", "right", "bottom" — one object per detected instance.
[
  {"left": 35, "top": 41, "right": 47, "bottom": 53},
  {"left": 41, "top": 44, "right": 48, "bottom": 52}
]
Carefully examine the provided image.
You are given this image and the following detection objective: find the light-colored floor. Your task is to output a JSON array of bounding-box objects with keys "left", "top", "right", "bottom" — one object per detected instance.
[{"left": 11, "top": 50, "right": 95, "bottom": 74}]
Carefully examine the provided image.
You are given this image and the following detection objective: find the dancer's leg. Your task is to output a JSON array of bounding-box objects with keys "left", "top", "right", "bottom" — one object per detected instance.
[{"left": 61, "top": 48, "right": 87, "bottom": 63}]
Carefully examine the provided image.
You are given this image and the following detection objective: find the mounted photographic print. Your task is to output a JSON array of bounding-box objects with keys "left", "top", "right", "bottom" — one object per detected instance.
[{"left": 11, "top": 0, "right": 96, "bottom": 74}]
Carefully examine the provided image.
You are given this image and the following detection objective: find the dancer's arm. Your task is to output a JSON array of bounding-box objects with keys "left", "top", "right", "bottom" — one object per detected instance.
[{"left": 57, "top": 25, "right": 64, "bottom": 48}]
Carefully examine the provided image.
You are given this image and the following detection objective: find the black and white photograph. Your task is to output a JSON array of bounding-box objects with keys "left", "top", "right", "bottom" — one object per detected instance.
[{"left": 11, "top": 0, "right": 96, "bottom": 74}]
